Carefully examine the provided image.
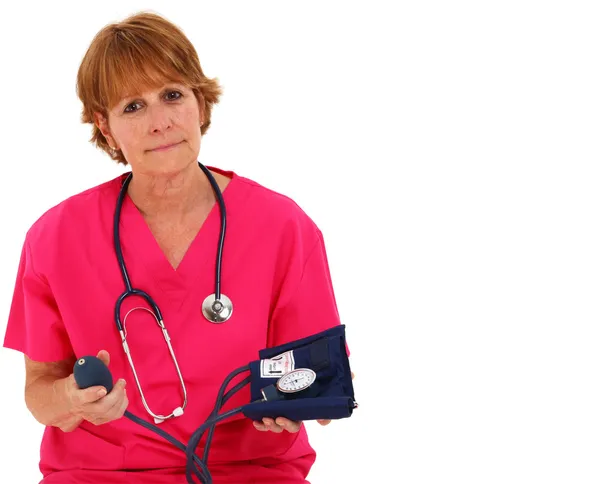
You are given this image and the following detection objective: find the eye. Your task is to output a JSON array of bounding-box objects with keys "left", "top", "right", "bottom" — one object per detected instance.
[
  {"left": 123, "top": 91, "right": 183, "bottom": 114},
  {"left": 166, "top": 90, "right": 183, "bottom": 101},
  {"left": 124, "top": 102, "right": 142, "bottom": 114}
]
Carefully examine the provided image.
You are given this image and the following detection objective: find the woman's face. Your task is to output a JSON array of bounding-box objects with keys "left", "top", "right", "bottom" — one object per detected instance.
[{"left": 94, "top": 81, "right": 204, "bottom": 176}]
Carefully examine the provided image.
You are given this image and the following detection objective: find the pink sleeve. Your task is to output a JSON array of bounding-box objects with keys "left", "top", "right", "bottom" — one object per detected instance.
[
  {"left": 2, "top": 238, "right": 73, "bottom": 362},
  {"left": 268, "top": 229, "right": 350, "bottom": 355}
]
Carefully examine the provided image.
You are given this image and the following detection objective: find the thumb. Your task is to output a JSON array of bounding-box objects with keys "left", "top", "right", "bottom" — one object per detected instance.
[
  {"left": 96, "top": 349, "right": 110, "bottom": 367},
  {"left": 78, "top": 386, "right": 109, "bottom": 405},
  {"left": 65, "top": 375, "right": 107, "bottom": 405}
]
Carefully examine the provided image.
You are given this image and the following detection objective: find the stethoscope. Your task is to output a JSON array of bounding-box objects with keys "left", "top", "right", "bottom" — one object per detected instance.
[{"left": 113, "top": 161, "right": 233, "bottom": 423}]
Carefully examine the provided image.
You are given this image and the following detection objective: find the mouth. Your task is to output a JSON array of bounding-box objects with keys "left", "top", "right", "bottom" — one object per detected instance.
[{"left": 150, "top": 141, "right": 182, "bottom": 152}]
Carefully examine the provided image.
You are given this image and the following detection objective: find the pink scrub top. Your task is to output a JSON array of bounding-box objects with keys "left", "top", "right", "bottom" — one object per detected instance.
[{"left": 3, "top": 166, "right": 348, "bottom": 483}]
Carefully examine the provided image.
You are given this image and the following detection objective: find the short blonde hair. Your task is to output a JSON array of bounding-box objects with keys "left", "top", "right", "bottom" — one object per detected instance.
[{"left": 76, "top": 11, "right": 223, "bottom": 165}]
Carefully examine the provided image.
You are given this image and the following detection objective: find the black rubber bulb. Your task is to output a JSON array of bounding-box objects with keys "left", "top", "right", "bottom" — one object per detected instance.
[{"left": 73, "top": 355, "right": 114, "bottom": 393}]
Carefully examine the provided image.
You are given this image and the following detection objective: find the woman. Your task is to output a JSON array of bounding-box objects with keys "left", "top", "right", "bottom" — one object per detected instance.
[{"left": 2, "top": 11, "right": 352, "bottom": 484}]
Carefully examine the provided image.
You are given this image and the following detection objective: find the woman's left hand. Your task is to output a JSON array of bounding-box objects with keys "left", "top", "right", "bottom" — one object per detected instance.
[{"left": 253, "top": 372, "right": 355, "bottom": 433}]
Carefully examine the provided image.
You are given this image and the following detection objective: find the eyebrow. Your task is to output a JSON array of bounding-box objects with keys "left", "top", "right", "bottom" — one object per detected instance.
[{"left": 120, "top": 83, "right": 185, "bottom": 105}]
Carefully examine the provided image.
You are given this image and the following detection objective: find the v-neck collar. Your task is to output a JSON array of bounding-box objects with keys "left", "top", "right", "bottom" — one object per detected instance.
[{"left": 116, "top": 166, "right": 239, "bottom": 305}]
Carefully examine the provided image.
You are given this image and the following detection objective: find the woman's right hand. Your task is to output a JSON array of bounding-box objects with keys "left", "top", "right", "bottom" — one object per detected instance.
[{"left": 62, "top": 350, "right": 129, "bottom": 426}]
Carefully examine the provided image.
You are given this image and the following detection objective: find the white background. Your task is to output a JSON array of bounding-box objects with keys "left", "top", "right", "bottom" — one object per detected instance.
[{"left": 0, "top": 1, "right": 599, "bottom": 483}]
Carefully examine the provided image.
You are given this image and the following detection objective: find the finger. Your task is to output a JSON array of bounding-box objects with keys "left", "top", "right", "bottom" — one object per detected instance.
[
  {"left": 84, "top": 379, "right": 126, "bottom": 414},
  {"left": 317, "top": 419, "right": 332, "bottom": 426},
  {"left": 253, "top": 421, "right": 268, "bottom": 431},
  {"left": 268, "top": 423, "right": 283, "bottom": 433},
  {"left": 275, "top": 418, "right": 301, "bottom": 433},
  {"left": 104, "top": 379, "right": 127, "bottom": 409},
  {"left": 86, "top": 381, "right": 127, "bottom": 424},
  {"left": 96, "top": 350, "right": 110, "bottom": 367},
  {"left": 262, "top": 418, "right": 283, "bottom": 433},
  {"left": 112, "top": 389, "right": 129, "bottom": 420},
  {"left": 351, "top": 371, "right": 355, "bottom": 380},
  {"left": 106, "top": 386, "right": 128, "bottom": 420}
]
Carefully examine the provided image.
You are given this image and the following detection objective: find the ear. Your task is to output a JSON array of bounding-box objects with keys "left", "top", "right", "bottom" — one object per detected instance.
[
  {"left": 195, "top": 92, "right": 206, "bottom": 127},
  {"left": 200, "top": 101, "right": 206, "bottom": 126},
  {"left": 93, "top": 112, "right": 117, "bottom": 148}
]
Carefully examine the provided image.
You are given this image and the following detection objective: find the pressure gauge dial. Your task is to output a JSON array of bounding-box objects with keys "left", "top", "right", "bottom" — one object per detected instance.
[{"left": 276, "top": 368, "right": 316, "bottom": 394}]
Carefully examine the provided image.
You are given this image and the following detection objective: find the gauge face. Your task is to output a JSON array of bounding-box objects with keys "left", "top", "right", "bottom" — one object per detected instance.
[{"left": 276, "top": 368, "right": 316, "bottom": 393}]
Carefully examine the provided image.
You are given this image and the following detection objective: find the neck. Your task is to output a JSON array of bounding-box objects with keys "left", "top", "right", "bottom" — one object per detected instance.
[{"left": 127, "top": 162, "right": 213, "bottom": 220}]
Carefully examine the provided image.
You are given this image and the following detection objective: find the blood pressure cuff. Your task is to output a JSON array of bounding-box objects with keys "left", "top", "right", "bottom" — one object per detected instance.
[{"left": 241, "top": 324, "right": 356, "bottom": 422}]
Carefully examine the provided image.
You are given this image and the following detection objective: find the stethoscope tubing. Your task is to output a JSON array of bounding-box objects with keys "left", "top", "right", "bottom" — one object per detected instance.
[
  {"left": 119, "top": 365, "right": 251, "bottom": 484},
  {"left": 111, "top": 162, "right": 229, "bottom": 423},
  {"left": 198, "top": 162, "right": 226, "bottom": 302},
  {"left": 113, "top": 162, "right": 226, "bottom": 330}
]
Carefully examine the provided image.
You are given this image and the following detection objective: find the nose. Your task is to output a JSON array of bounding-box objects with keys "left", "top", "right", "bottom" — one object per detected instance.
[{"left": 147, "top": 103, "right": 173, "bottom": 134}]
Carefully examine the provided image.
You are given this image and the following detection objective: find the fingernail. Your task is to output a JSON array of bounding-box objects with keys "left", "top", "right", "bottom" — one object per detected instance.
[{"left": 97, "top": 389, "right": 107, "bottom": 397}]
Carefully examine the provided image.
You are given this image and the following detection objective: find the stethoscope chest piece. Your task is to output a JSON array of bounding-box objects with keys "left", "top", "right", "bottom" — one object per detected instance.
[{"left": 202, "top": 293, "right": 233, "bottom": 323}]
